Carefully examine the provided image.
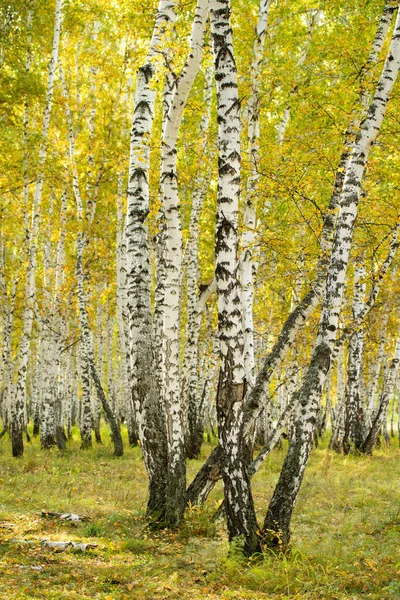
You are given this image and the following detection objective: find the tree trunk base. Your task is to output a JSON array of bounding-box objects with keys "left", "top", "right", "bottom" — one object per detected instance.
[{"left": 10, "top": 424, "right": 24, "bottom": 457}]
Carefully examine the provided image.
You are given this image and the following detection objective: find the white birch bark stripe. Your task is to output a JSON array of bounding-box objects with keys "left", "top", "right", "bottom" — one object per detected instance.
[
  {"left": 240, "top": 0, "right": 272, "bottom": 385},
  {"left": 126, "top": 0, "right": 177, "bottom": 441},
  {"left": 160, "top": 0, "right": 208, "bottom": 473},
  {"left": 211, "top": 0, "right": 245, "bottom": 385}
]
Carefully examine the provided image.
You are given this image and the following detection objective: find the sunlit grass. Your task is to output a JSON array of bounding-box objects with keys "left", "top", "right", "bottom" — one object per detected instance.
[{"left": 0, "top": 427, "right": 399, "bottom": 599}]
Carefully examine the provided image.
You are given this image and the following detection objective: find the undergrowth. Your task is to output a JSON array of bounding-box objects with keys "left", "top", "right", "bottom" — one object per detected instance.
[{"left": 0, "top": 426, "right": 399, "bottom": 599}]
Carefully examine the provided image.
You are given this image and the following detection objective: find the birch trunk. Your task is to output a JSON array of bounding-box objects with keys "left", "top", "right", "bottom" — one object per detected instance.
[
  {"left": 59, "top": 59, "right": 123, "bottom": 457},
  {"left": 262, "top": 11, "right": 400, "bottom": 548},
  {"left": 210, "top": 0, "right": 261, "bottom": 556},
  {"left": 186, "top": 13, "right": 397, "bottom": 504},
  {"left": 159, "top": 0, "right": 208, "bottom": 526},
  {"left": 183, "top": 69, "right": 213, "bottom": 460},
  {"left": 343, "top": 262, "right": 366, "bottom": 453},
  {"left": 240, "top": 0, "right": 272, "bottom": 386},
  {"left": 362, "top": 329, "right": 400, "bottom": 454},
  {"left": 329, "top": 344, "right": 346, "bottom": 451},
  {"left": 9, "top": 0, "right": 63, "bottom": 457},
  {"left": 116, "top": 175, "right": 137, "bottom": 446},
  {"left": 367, "top": 313, "right": 388, "bottom": 428},
  {"left": 126, "top": 0, "right": 177, "bottom": 519}
]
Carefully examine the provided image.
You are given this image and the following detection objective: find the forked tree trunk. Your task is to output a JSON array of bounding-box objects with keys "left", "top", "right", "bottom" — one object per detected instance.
[{"left": 210, "top": 0, "right": 261, "bottom": 556}]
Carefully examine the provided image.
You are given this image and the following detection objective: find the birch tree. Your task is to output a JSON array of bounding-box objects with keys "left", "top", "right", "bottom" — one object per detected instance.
[
  {"left": 159, "top": 0, "right": 208, "bottom": 525},
  {"left": 9, "top": 0, "right": 63, "bottom": 457},
  {"left": 362, "top": 327, "right": 400, "bottom": 454},
  {"left": 262, "top": 9, "right": 400, "bottom": 548},
  {"left": 126, "top": 0, "right": 177, "bottom": 520},
  {"left": 343, "top": 262, "right": 367, "bottom": 453},
  {"left": 59, "top": 59, "right": 124, "bottom": 457},
  {"left": 210, "top": 0, "right": 261, "bottom": 556}
]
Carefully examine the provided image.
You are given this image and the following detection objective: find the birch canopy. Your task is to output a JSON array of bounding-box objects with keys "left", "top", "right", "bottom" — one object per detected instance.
[{"left": 1, "top": 0, "right": 400, "bottom": 566}]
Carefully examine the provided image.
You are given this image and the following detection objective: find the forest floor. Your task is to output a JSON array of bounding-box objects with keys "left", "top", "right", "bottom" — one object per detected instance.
[{"left": 0, "top": 429, "right": 399, "bottom": 600}]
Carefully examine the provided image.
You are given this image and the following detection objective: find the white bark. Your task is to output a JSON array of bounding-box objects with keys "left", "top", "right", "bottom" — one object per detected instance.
[
  {"left": 9, "top": 0, "right": 63, "bottom": 456},
  {"left": 343, "top": 261, "right": 367, "bottom": 452},
  {"left": 367, "top": 313, "right": 389, "bottom": 426},
  {"left": 159, "top": 0, "right": 208, "bottom": 525},
  {"left": 240, "top": 0, "right": 272, "bottom": 386},
  {"left": 210, "top": 0, "right": 260, "bottom": 556},
  {"left": 59, "top": 58, "right": 123, "bottom": 455},
  {"left": 363, "top": 328, "right": 400, "bottom": 453},
  {"left": 183, "top": 67, "right": 213, "bottom": 458},
  {"left": 126, "top": 0, "right": 178, "bottom": 518}
]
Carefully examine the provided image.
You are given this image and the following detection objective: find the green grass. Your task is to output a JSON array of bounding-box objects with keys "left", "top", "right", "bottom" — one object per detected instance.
[{"left": 0, "top": 427, "right": 399, "bottom": 599}]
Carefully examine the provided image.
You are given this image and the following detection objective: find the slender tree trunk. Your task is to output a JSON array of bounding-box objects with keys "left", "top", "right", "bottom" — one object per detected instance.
[
  {"left": 59, "top": 59, "right": 123, "bottom": 457},
  {"left": 362, "top": 330, "right": 400, "bottom": 454},
  {"left": 159, "top": 0, "right": 208, "bottom": 526},
  {"left": 343, "top": 262, "right": 366, "bottom": 453},
  {"left": 116, "top": 175, "right": 137, "bottom": 446},
  {"left": 9, "top": 0, "right": 63, "bottom": 457},
  {"left": 184, "top": 69, "right": 213, "bottom": 460},
  {"left": 329, "top": 344, "right": 346, "bottom": 451},
  {"left": 240, "top": 0, "right": 272, "bottom": 386},
  {"left": 366, "top": 313, "right": 388, "bottom": 428}
]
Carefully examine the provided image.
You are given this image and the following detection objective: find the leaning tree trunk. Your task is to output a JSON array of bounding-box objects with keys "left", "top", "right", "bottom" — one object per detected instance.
[
  {"left": 210, "top": 0, "right": 261, "bottom": 557},
  {"left": 262, "top": 10, "right": 400, "bottom": 549}
]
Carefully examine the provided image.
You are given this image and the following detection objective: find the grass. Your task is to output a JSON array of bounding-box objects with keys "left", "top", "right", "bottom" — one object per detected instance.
[{"left": 0, "top": 427, "right": 399, "bottom": 599}]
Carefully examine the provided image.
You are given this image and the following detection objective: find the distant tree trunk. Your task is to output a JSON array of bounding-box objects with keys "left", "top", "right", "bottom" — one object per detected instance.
[
  {"left": 343, "top": 262, "right": 366, "bottom": 453},
  {"left": 116, "top": 175, "right": 137, "bottom": 446},
  {"left": 40, "top": 189, "right": 68, "bottom": 451},
  {"left": 329, "top": 344, "right": 346, "bottom": 451},
  {"left": 397, "top": 388, "right": 400, "bottom": 446},
  {"left": 366, "top": 313, "right": 388, "bottom": 429},
  {"left": 59, "top": 59, "right": 123, "bottom": 457},
  {"left": 9, "top": 0, "right": 63, "bottom": 457},
  {"left": 362, "top": 330, "right": 400, "bottom": 455},
  {"left": 276, "top": 9, "right": 320, "bottom": 144}
]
